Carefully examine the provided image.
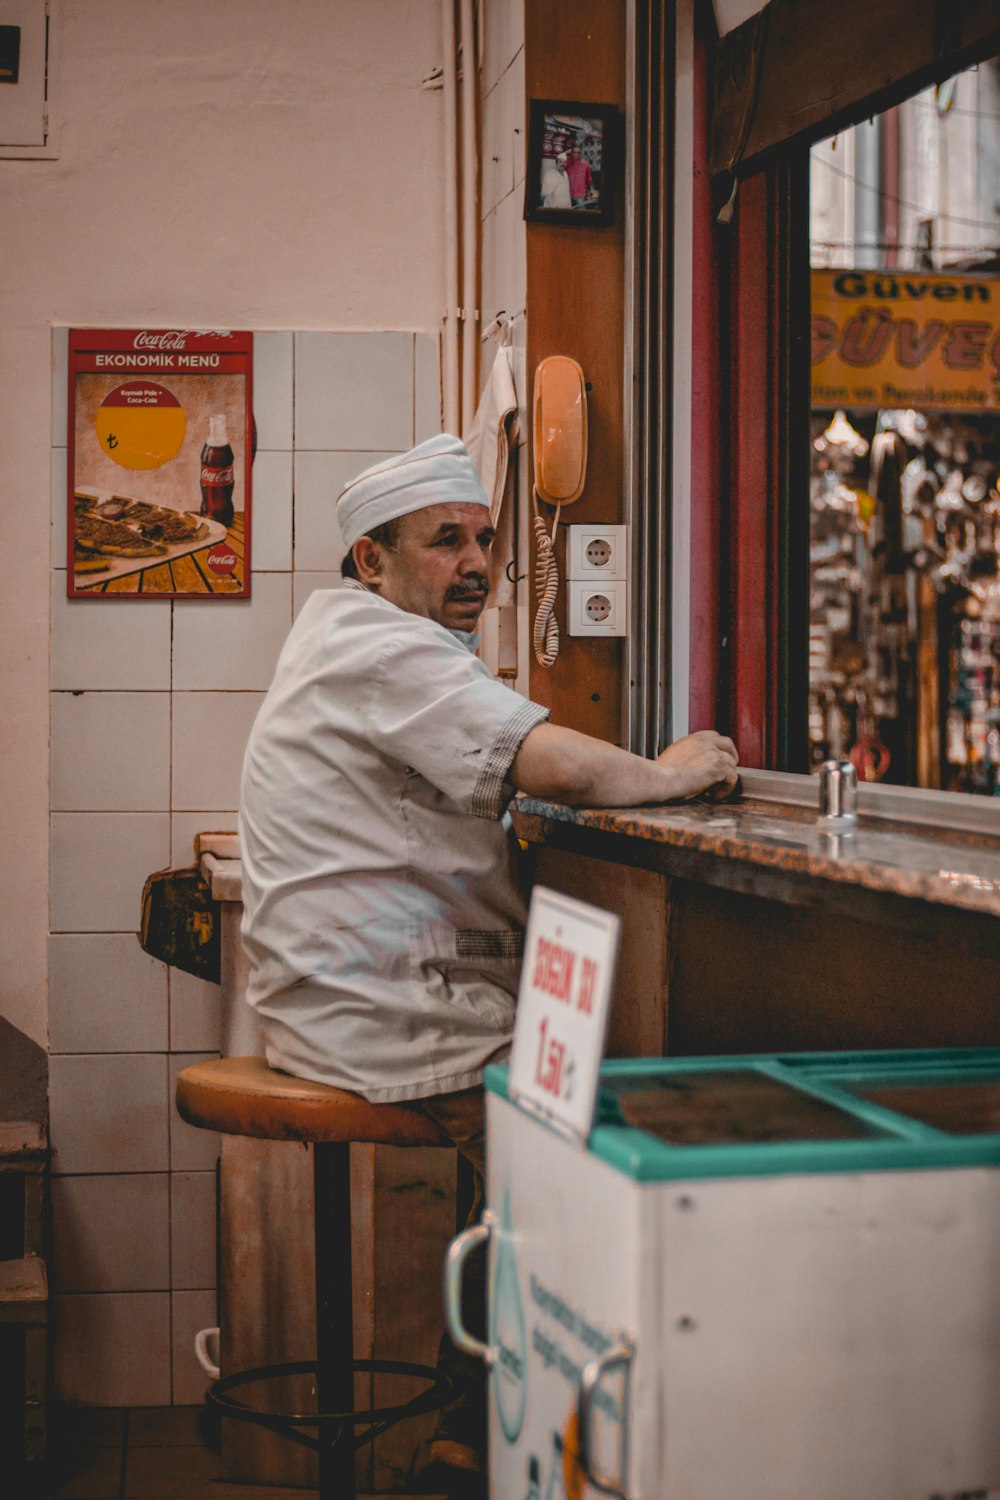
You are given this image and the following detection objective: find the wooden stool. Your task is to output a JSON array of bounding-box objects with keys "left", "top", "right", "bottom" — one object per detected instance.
[{"left": 175, "top": 1055, "right": 456, "bottom": 1500}]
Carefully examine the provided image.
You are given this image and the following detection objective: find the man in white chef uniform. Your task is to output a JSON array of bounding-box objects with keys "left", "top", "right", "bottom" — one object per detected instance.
[{"left": 239, "top": 434, "right": 738, "bottom": 1491}]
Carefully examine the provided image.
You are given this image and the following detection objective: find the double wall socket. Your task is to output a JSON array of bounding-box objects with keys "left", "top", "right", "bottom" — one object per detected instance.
[
  {"left": 568, "top": 580, "right": 627, "bottom": 636},
  {"left": 567, "top": 524, "right": 628, "bottom": 636},
  {"left": 567, "top": 524, "right": 628, "bottom": 582}
]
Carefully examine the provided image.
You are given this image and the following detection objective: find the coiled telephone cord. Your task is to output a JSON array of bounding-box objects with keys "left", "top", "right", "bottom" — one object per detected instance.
[{"left": 532, "top": 488, "right": 562, "bottom": 667}]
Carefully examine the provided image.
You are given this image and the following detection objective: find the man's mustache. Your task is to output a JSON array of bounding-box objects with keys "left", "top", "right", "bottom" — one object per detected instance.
[{"left": 446, "top": 576, "right": 489, "bottom": 600}]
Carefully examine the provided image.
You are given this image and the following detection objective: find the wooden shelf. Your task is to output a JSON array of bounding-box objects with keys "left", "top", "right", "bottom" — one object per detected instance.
[
  {"left": 0, "top": 1121, "right": 46, "bottom": 1170},
  {"left": 0, "top": 1255, "right": 48, "bottom": 1325}
]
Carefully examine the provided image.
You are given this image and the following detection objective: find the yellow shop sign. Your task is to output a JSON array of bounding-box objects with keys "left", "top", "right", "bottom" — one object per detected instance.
[{"left": 811, "top": 269, "right": 1000, "bottom": 412}]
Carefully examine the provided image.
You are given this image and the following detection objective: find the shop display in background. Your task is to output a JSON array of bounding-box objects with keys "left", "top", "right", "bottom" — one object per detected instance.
[
  {"left": 809, "top": 265, "right": 1000, "bottom": 795},
  {"left": 67, "top": 328, "right": 253, "bottom": 599},
  {"left": 808, "top": 406, "right": 1000, "bottom": 795}
]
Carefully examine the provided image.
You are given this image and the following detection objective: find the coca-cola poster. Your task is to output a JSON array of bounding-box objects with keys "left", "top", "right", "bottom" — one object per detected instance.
[{"left": 67, "top": 328, "right": 253, "bottom": 599}]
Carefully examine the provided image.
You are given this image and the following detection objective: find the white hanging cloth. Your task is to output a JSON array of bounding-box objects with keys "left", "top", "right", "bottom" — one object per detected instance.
[
  {"left": 466, "top": 330, "right": 519, "bottom": 526},
  {"left": 466, "top": 323, "right": 520, "bottom": 611}
]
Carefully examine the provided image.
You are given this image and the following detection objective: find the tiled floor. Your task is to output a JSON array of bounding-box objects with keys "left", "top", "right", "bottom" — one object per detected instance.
[{"left": 31, "top": 1407, "right": 449, "bottom": 1500}]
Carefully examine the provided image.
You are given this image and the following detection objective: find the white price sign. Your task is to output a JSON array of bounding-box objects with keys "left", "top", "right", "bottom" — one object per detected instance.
[{"left": 508, "top": 886, "right": 620, "bottom": 1143}]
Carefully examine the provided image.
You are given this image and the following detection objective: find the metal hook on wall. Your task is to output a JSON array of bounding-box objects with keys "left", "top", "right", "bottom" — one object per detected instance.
[{"left": 482, "top": 310, "right": 514, "bottom": 346}]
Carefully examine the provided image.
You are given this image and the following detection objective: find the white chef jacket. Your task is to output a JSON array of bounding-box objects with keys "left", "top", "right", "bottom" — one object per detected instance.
[{"left": 239, "top": 581, "right": 550, "bottom": 1102}]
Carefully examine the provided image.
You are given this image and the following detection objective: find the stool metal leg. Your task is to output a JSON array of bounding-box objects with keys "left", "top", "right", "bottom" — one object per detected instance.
[
  {"left": 314, "top": 1141, "right": 355, "bottom": 1500},
  {"left": 207, "top": 1139, "right": 452, "bottom": 1491}
]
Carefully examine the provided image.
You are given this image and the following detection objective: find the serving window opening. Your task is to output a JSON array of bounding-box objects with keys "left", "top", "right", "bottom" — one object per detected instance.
[{"left": 807, "top": 57, "right": 1000, "bottom": 795}]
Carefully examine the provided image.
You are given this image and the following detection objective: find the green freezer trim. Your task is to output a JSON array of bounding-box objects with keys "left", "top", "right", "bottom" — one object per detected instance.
[
  {"left": 593, "top": 1047, "right": 1000, "bottom": 1081},
  {"left": 748, "top": 1060, "right": 943, "bottom": 1143},
  {"left": 586, "top": 1125, "right": 1000, "bottom": 1183},
  {"left": 484, "top": 1049, "right": 1000, "bottom": 1183}
]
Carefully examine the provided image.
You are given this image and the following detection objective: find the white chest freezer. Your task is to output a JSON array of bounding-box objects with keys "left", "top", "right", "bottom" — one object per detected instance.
[{"left": 449, "top": 1049, "right": 1000, "bottom": 1500}]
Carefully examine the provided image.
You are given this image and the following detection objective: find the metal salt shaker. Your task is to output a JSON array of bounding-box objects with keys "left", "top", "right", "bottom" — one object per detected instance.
[{"left": 818, "top": 758, "right": 858, "bottom": 827}]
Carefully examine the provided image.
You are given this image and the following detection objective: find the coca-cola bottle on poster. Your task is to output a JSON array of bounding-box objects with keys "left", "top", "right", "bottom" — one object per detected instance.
[{"left": 200, "top": 414, "right": 235, "bottom": 527}]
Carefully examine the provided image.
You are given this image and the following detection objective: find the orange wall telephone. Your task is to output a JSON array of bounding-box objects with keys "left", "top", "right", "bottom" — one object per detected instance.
[
  {"left": 532, "top": 356, "right": 588, "bottom": 664},
  {"left": 533, "top": 355, "right": 588, "bottom": 505}
]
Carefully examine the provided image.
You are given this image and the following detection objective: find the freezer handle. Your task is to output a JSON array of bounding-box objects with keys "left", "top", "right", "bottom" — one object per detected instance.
[
  {"left": 444, "top": 1213, "right": 495, "bottom": 1367},
  {"left": 577, "top": 1339, "right": 633, "bottom": 1497}
]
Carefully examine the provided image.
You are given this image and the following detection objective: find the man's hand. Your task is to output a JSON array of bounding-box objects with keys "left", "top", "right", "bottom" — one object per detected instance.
[
  {"left": 511, "top": 722, "right": 740, "bottom": 809},
  {"left": 656, "top": 730, "right": 739, "bottom": 801}
]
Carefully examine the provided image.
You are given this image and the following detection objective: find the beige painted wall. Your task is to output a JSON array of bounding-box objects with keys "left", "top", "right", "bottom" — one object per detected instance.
[{"left": 0, "top": 0, "right": 445, "bottom": 1049}]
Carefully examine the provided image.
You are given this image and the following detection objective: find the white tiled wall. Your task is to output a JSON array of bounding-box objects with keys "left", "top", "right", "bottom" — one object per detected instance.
[
  {"left": 295, "top": 333, "right": 417, "bottom": 450},
  {"left": 168, "top": 969, "right": 222, "bottom": 1055},
  {"left": 49, "top": 326, "right": 442, "bottom": 1404}
]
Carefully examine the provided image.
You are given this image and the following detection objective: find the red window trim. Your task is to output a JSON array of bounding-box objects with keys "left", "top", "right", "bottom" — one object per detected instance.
[{"left": 690, "top": 32, "right": 781, "bottom": 768}]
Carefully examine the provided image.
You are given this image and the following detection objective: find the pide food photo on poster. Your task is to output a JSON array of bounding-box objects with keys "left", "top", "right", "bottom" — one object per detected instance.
[{"left": 67, "top": 328, "right": 253, "bottom": 599}]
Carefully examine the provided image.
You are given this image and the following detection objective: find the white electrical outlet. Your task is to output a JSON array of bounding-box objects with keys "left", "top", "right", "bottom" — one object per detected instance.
[
  {"left": 567, "top": 524, "right": 629, "bottom": 582},
  {"left": 568, "top": 581, "right": 628, "bottom": 636}
]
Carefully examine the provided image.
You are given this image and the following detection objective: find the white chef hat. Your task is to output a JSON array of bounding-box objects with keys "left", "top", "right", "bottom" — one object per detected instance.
[{"left": 337, "top": 434, "right": 489, "bottom": 551}]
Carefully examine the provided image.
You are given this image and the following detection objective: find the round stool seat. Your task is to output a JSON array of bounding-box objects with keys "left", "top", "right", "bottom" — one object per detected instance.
[{"left": 175, "top": 1055, "right": 452, "bottom": 1147}]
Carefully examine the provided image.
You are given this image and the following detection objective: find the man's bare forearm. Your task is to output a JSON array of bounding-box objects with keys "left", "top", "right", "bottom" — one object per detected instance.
[{"left": 511, "top": 723, "right": 684, "bottom": 807}]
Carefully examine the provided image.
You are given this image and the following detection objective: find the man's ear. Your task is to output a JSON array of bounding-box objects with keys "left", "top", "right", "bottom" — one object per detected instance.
[{"left": 352, "top": 536, "right": 382, "bottom": 585}]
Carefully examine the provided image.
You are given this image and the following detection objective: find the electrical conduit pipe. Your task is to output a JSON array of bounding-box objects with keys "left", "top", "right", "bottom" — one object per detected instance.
[
  {"left": 459, "top": 0, "right": 479, "bottom": 433},
  {"left": 442, "top": 0, "right": 461, "bottom": 432}
]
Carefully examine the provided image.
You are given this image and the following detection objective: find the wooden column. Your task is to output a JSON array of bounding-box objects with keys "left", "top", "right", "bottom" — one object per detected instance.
[{"left": 525, "top": 0, "right": 628, "bottom": 743}]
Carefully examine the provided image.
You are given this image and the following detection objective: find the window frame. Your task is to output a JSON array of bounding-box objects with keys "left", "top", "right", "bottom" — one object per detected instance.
[{"left": 675, "top": 3, "right": 1000, "bottom": 828}]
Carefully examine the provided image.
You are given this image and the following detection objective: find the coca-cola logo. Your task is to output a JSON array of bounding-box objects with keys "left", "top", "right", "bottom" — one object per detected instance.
[
  {"left": 133, "top": 330, "right": 189, "bottom": 351},
  {"left": 206, "top": 545, "right": 238, "bottom": 576},
  {"left": 201, "top": 465, "right": 234, "bottom": 485}
]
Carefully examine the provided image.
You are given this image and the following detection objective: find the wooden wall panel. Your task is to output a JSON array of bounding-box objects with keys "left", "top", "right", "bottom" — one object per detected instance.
[
  {"left": 525, "top": 0, "right": 628, "bottom": 744},
  {"left": 533, "top": 848, "right": 670, "bottom": 1058},
  {"left": 668, "top": 882, "right": 1000, "bottom": 1057}
]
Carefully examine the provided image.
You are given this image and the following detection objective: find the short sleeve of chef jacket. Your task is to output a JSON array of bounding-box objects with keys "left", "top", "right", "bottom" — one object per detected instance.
[{"left": 366, "top": 626, "right": 550, "bottom": 820}]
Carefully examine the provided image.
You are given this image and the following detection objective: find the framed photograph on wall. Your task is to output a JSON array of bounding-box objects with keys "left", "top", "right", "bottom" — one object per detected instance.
[
  {"left": 67, "top": 328, "right": 253, "bottom": 599},
  {"left": 524, "top": 100, "right": 620, "bottom": 227}
]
